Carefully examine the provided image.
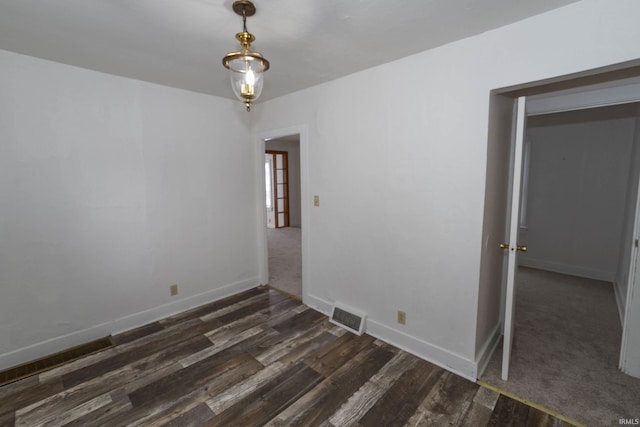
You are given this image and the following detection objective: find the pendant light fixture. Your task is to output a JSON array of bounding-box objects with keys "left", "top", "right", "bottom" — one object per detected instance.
[{"left": 222, "top": 0, "right": 270, "bottom": 112}]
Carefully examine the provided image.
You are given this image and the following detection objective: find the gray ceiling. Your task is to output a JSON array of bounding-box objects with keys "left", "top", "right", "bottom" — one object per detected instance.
[{"left": 0, "top": 0, "right": 580, "bottom": 102}]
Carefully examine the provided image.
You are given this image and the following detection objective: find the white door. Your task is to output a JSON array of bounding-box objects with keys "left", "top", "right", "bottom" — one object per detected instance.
[{"left": 501, "top": 96, "right": 528, "bottom": 380}]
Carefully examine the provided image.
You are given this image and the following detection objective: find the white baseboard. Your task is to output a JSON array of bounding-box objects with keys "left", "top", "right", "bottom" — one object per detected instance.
[
  {"left": 474, "top": 323, "right": 502, "bottom": 378},
  {"left": 304, "top": 293, "right": 333, "bottom": 317},
  {"left": 305, "top": 293, "right": 477, "bottom": 381},
  {"left": 0, "top": 276, "right": 260, "bottom": 371},
  {"left": 519, "top": 257, "right": 615, "bottom": 282}
]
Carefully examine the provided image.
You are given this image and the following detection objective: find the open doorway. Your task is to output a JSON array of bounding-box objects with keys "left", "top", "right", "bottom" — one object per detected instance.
[
  {"left": 480, "top": 102, "right": 640, "bottom": 424},
  {"left": 265, "top": 135, "right": 302, "bottom": 299},
  {"left": 477, "top": 67, "right": 640, "bottom": 423}
]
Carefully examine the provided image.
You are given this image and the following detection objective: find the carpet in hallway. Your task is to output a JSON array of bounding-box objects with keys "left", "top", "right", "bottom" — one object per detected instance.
[
  {"left": 267, "top": 227, "right": 302, "bottom": 299},
  {"left": 480, "top": 267, "right": 640, "bottom": 426}
]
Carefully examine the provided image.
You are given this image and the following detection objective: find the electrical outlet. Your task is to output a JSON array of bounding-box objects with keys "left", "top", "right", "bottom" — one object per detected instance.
[
  {"left": 313, "top": 195, "right": 320, "bottom": 207},
  {"left": 397, "top": 310, "right": 406, "bottom": 325},
  {"left": 170, "top": 284, "right": 178, "bottom": 296}
]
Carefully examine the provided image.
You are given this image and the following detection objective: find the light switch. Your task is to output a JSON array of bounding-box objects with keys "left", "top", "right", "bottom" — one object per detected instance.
[{"left": 314, "top": 195, "right": 320, "bottom": 207}]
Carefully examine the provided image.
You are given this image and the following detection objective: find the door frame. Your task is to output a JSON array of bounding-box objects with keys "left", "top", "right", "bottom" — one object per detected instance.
[
  {"left": 499, "top": 88, "right": 640, "bottom": 378},
  {"left": 255, "top": 125, "right": 309, "bottom": 302},
  {"left": 621, "top": 170, "right": 640, "bottom": 373}
]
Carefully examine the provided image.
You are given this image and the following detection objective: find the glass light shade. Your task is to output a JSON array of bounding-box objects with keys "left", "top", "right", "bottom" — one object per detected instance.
[
  {"left": 221, "top": 6, "right": 269, "bottom": 112},
  {"left": 227, "top": 56, "right": 266, "bottom": 104}
]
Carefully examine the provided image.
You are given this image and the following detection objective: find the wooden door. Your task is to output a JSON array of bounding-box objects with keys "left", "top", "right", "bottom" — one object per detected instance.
[{"left": 267, "top": 150, "right": 289, "bottom": 228}]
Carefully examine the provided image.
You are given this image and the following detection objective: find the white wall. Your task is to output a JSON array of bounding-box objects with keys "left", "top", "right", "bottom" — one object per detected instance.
[
  {"left": 625, "top": 264, "right": 640, "bottom": 377},
  {"left": 252, "top": 0, "right": 640, "bottom": 378},
  {"left": 616, "top": 106, "right": 640, "bottom": 321},
  {"left": 519, "top": 106, "right": 636, "bottom": 282},
  {"left": 0, "top": 50, "right": 259, "bottom": 369},
  {"left": 265, "top": 138, "right": 302, "bottom": 227},
  {"left": 620, "top": 106, "right": 640, "bottom": 378}
]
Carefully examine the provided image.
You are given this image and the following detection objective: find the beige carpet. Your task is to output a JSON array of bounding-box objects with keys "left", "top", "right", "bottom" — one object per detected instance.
[
  {"left": 267, "top": 226, "right": 302, "bottom": 299},
  {"left": 480, "top": 267, "right": 640, "bottom": 426}
]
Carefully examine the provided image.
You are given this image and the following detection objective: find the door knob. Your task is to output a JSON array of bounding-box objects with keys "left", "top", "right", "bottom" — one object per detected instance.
[{"left": 499, "top": 243, "right": 527, "bottom": 252}]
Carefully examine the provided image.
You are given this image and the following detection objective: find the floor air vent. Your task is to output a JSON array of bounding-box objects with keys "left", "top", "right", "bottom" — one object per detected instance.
[
  {"left": 0, "top": 336, "right": 113, "bottom": 387},
  {"left": 330, "top": 303, "right": 366, "bottom": 335}
]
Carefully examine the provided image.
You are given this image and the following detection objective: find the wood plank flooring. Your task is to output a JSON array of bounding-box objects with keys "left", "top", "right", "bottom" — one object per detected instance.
[{"left": 0, "top": 287, "right": 573, "bottom": 426}]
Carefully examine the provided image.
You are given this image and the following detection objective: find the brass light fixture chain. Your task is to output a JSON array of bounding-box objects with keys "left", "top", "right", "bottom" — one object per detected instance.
[
  {"left": 222, "top": 0, "right": 269, "bottom": 112},
  {"left": 242, "top": 8, "right": 248, "bottom": 33}
]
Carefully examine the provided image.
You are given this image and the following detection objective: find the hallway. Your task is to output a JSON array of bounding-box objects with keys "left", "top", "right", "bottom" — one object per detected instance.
[{"left": 267, "top": 227, "right": 302, "bottom": 299}]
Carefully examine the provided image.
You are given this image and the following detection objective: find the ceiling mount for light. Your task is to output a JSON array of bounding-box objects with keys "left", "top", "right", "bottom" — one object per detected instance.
[{"left": 222, "top": 0, "right": 270, "bottom": 112}]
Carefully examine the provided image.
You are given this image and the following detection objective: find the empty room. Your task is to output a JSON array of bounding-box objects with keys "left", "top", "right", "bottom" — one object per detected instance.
[{"left": 2, "top": 1, "right": 640, "bottom": 425}]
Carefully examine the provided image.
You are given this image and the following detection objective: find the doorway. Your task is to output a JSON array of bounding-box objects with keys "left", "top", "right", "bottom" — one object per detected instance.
[
  {"left": 480, "top": 102, "right": 640, "bottom": 424},
  {"left": 479, "top": 78, "right": 640, "bottom": 426},
  {"left": 504, "top": 95, "right": 640, "bottom": 378},
  {"left": 264, "top": 136, "right": 302, "bottom": 299}
]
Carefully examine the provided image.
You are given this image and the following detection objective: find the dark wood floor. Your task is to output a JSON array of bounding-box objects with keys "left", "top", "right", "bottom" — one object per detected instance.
[{"left": 0, "top": 287, "right": 572, "bottom": 426}]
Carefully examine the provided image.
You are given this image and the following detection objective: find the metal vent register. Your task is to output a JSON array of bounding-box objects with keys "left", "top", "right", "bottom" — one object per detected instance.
[{"left": 330, "top": 303, "right": 366, "bottom": 335}]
